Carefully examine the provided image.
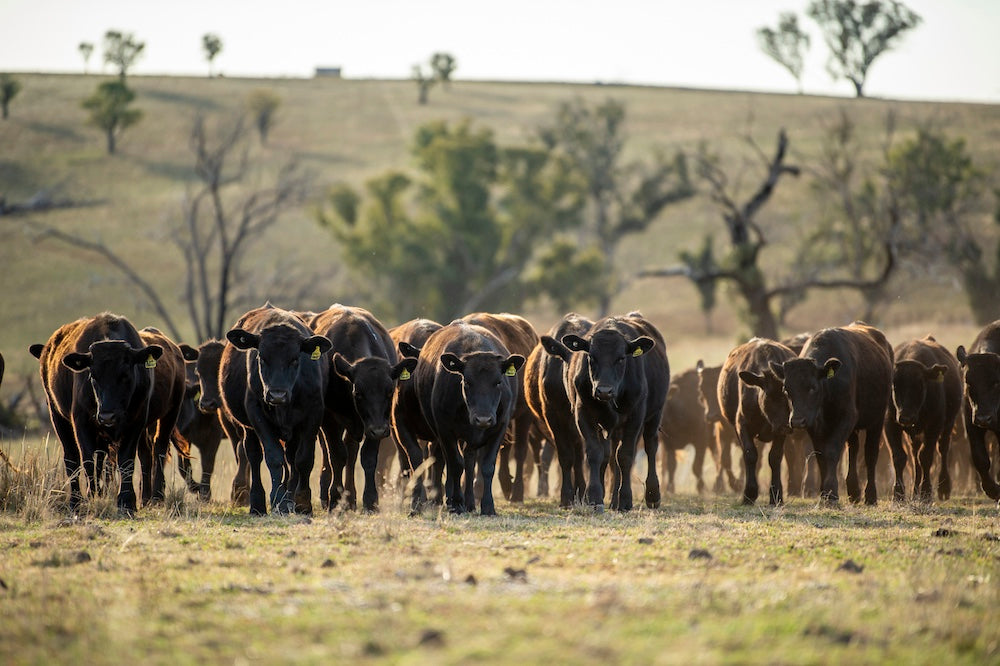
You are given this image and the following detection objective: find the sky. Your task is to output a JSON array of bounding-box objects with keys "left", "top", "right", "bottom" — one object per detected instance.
[{"left": 1, "top": 0, "right": 998, "bottom": 103}]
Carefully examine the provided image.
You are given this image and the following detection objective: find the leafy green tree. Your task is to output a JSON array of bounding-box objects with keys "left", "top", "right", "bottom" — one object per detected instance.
[
  {"left": 317, "top": 120, "right": 592, "bottom": 321},
  {"left": 412, "top": 64, "right": 435, "bottom": 105},
  {"left": 78, "top": 42, "right": 94, "bottom": 74},
  {"left": 539, "top": 98, "right": 694, "bottom": 315},
  {"left": 430, "top": 52, "right": 457, "bottom": 88},
  {"left": 81, "top": 80, "right": 142, "bottom": 154},
  {"left": 885, "top": 127, "right": 995, "bottom": 322},
  {"left": 246, "top": 89, "right": 280, "bottom": 144},
  {"left": 0, "top": 74, "right": 21, "bottom": 120},
  {"left": 806, "top": 0, "right": 921, "bottom": 97},
  {"left": 202, "top": 33, "right": 223, "bottom": 78},
  {"left": 103, "top": 30, "right": 145, "bottom": 82},
  {"left": 756, "top": 12, "right": 811, "bottom": 93}
]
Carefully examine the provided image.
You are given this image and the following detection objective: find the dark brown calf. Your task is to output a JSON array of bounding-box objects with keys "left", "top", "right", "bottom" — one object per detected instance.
[
  {"left": 886, "top": 336, "right": 961, "bottom": 501},
  {"left": 771, "top": 322, "right": 893, "bottom": 504},
  {"left": 719, "top": 338, "right": 796, "bottom": 505},
  {"left": 956, "top": 320, "right": 1000, "bottom": 500}
]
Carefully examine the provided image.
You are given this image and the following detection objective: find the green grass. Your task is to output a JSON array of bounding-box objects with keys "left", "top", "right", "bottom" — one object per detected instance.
[{"left": 0, "top": 437, "right": 998, "bottom": 664}]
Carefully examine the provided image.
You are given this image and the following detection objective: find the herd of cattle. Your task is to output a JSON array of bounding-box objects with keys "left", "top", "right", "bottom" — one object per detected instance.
[{"left": 11, "top": 303, "right": 1000, "bottom": 517}]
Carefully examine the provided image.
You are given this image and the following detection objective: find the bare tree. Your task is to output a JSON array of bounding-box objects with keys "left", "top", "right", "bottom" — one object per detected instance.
[{"left": 641, "top": 129, "right": 898, "bottom": 339}]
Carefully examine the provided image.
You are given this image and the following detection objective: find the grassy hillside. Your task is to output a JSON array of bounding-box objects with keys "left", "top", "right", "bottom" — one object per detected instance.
[{"left": 2, "top": 73, "right": 1000, "bottom": 393}]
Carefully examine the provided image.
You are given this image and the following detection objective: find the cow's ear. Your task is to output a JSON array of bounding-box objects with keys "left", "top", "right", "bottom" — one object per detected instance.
[
  {"left": 696, "top": 359, "right": 705, "bottom": 374},
  {"left": 540, "top": 336, "right": 572, "bottom": 362},
  {"left": 398, "top": 341, "right": 421, "bottom": 359},
  {"left": 29, "top": 343, "right": 44, "bottom": 359},
  {"left": 302, "top": 335, "right": 332, "bottom": 360},
  {"left": 393, "top": 357, "right": 418, "bottom": 381},
  {"left": 926, "top": 364, "right": 948, "bottom": 383},
  {"left": 332, "top": 353, "right": 354, "bottom": 381},
  {"left": 821, "top": 358, "right": 841, "bottom": 379},
  {"left": 134, "top": 345, "right": 163, "bottom": 369},
  {"left": 739, "top": 370, "right": 765, "bottom": 388},
  {"left": 227, "top": 329, "right": 260, "bottom": 350},
  {"left": 628, "top": 336, "right": 655, "bottom": 358},
  {"left": 562, "top": 335, "right": 589, "bottom": 353},
  {"left": 768, "top": 361, "right": 785, "bottom": 380},
  {"left": 63, "top": 352, "right": 93, "bottom": 372},
  {"left": 503, "top": 355, "right": 526, "bottom": 377},
  {"left": 441, "top": 353, "right": 465, "bottom": 374},
  {"left": 956, "top": 346, "right": 968, "bottom": 367},
  {"left": 179, "top": 344, "right": 200, "bottom": 362}
]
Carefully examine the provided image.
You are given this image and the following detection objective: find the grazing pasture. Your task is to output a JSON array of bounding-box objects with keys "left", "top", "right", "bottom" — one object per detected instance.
[{"left": 0, "top": 436, "right": 998, "bottom": 664}]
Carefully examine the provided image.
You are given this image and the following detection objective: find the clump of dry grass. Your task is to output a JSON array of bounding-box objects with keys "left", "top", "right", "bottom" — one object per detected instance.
[{"left": 0, "top": 435, "right": 68, "bottom": 520}]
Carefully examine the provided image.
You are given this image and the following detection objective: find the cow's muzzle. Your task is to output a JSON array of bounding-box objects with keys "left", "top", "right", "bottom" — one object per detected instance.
[
  {"left": 593, "top": 385, "right": 616, "bottom": 402},
  {"left": 471, "top": 414, "right": 495, "bottom": 430},
  {"left": 265, "top": 389, "right": 289, "bottom": 406}
]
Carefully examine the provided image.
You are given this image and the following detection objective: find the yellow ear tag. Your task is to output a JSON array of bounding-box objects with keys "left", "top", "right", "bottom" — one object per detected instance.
[
  {"left": 194, "top": 390, "right": 202, "bottom": 402},
  {"left": 505, "top": 365, "right": 517, "bottom": 377},
  {"left": 826, "top": 368, "right": 835, "bottom": 379},
  {"left": 632, "top": 348, "right": 644, "bottom": 358},
  {"left": 399, "top": 368, "right": 411, "bottom": 381},
  {"left": 145, "top": 355, "right": 157, "bottom": 369},
  {"left": 934, "top": 371, "right": 944, "bottom": 383},
  {"left": 310, "top": 346, "right": 321, "bottom": 361}
]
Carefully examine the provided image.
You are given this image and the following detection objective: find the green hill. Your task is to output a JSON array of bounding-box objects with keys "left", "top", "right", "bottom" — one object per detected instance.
[{"left": 2, "top": 73, "right": 999, "bottom": 389}]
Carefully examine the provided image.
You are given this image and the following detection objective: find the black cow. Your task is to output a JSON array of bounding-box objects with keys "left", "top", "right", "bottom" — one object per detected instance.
[
  {"left": 545, "top": 313, "right": 669, "bottom": 512},
  {"left": 175, "top": 340, "right": 229, "bottom": 501},
  {"left": 771, "top": 322, "right": 893, "bottom": 504},
  {"left": 389, "top": 319, "right": 443, "bottom": 510},
  {"left": 956, "top": 320, "right": 1000, "bottom": 500},
  {"left": 885, "top": 336, "right": 961, "bottom": 501},
  {"left": 414, "top": 321, "right": 524, "bottom": 515},
  {"left": 136, "top": 327, "right": 189, "bottom": 505},
  {"left": 219, "top": 304, "right": 331, "bottom": 515},
  {"left": 719, "top": 338, "right": 796, "bottom": 505},
  {"left": 310, "top": 305, "right": 417, "bottom": 512},
  {"left": 531, "top": 313, "right": 594, "bottom": 507},
  {"left": 36, "top": 313, "right": 162, "bottom": 514}
]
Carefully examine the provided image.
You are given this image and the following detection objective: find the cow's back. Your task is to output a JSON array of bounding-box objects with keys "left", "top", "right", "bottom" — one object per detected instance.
[
  {"left": 969, "top": 320, "right": 1000, "bottom": 355},
  {"left": 312, "top": 304, "right": 396, "bottom": 363}
]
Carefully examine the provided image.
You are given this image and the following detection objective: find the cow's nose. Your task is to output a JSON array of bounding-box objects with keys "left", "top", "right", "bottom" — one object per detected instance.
[
  {"left": 594, "top": 385, "right": 615, "bottom": 401},
  {"left": 973, "top": 413, "right": 994, "bottom": 429},
  {"left": 368, "top": 424, "right": 390, "bottom": 440},
  {"left": 472, "top": 415, "right": 495, "bottom": 430},
  {"left": 265, "top": 389, "right": 289, "bottom": 406},
  {"left": 97, "top": 412, "right": 118, "bottom": 427},
  {"left": 790, "top": 417, "right": 807, "bottom": 429},
  {"left": 199, "top": 398, "right": 220, "bottom": 413}
]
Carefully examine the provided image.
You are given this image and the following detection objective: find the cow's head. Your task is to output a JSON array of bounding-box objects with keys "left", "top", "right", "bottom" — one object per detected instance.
[
  {"left": 738, "top": 367, "right": 791, "bottom": 435},
  {"left": 562, "top": 329, "right": 654, "bottom": 402},
  {"left": 769, "top": 357, "right": 841, "bottom": 430},
  {"left": 540, "top": 335, "right": 573, "bottom": 363},
  {"left": 334, "top": 353, "right": 418, "bottom": 439},
  {"left": 191, "top": 340, "right": 225, "bottom": 413},
  {"left": 63, "top": 340, "right": 163, "bottom": 430},
  {"left": 696, "top": 360, "right": 723, "bottom": 423},
  {"left": 892, "top": 360, "right": 947, "bottom": 428},
  {"left": 440, "top": 351, "right": 524, "bottom": 430},
  {"left": 957, "top": 346, "right": 1000, "bottom": 429},
  {"left": 227, "top": 325, "right": 332, "bottom": 406}
]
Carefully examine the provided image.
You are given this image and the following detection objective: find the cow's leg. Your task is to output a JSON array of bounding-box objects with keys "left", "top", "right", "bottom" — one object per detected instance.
[
  {"left": 884, "top": 419, "right": 908, "bottom": 501},
  {"left": 114, "top": 426, "right": 143, "bottom": 516},
  {"left": 720, "top": 428, "right": 740, "bottom": 492},
  {"left": 535, "top": 436, "right": 553, "bottom": 498},
  {"left": 862, "top": 427, "right": 881, "bottom": 505},
  {"left": 845, "top": 431, "right": 862, "bottom": 503},
  {"left": 736, "top": 420, "right": 759, "bottom": 505},
  {"left": 52, "top": 412, "right": 84, "bottom": 510},
  {"left": 966, "top": 422, "right": 1000, "bottom": 499},
  {"left": 375, "top": 438, "right": 396, "bottom": 495},
  {"left": 937, "top": 426, "right": 953, "bottom": 501},
  {"left": 392, "top": 419, "right": 426, "bottom": 512},
  {"left": 478, "top": 434, "right": 505, "bottom": 516},
  {"left": 693, "top": 439, "right": 708, "bottom": 494},
  {"left": 911, "top": 430, "right": 931, "bottom": 501},
  {"left": 497, "top": 437, "right": 513, "bottom": 501},
  {"left": 709, "top": 425, "right": 725, "bottom": 493},
  {"left": 253, "top": 422, "right": 291, "bottom": 514},
  {"left": 176, "top": 434, "right": 199, "bottom": 494},
  {"left": 768, "top": 434, "right": 786, "bottom": 505},
  {"left": 783, "top": 435, "right": 804, "bottom": 497},
  {"left": 342, "top": 436, "right": 360, "bottom": 511},
  {"left": 137, "top": 435, "right": 153, "bottom": 506},
  {"left": 289, "top": 434, "right": 315, "bottom": 515},
  {"left": 242, "top": 431, "right": 267, "bottom": 515},
  {"left": 509, "top": 418, "right": 530, "bottom": 502},
  {"left": 197, "top": 431, "right": 221, "bottom": 501},
  {"left": 614, "top": 419, "right": 644, "bottom": 512},
  {"left": 221, "top": 417, "right": 249, "bottom": 506},
  {"left": 440, "top": 438, "right": 465, "bottom": 513},
  {"left": 578, "top": 411, "right": 608, "bottom": 511},
  {"left": 642, "top": 417, "right": 661, "bottom": 508},
  {"left": 318, "top": 422, "right": 334, "bottom": 510},
  {"left": 815, "top": 424, "right": 851, "bottom": 504},
  {"left": 663, "top": 444, "right": 677, "bottom": 494},
  {"left": 360, "top": 435, "right": 382, "bottom": 512}
]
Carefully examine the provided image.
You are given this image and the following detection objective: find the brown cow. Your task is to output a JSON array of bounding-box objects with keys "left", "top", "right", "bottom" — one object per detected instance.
[
  {"left": 886, "top": 336, "right": 962, "bottom": 501},
  {"left": 771, "top": 322, "right": 893, "bottom": 504},
  {"left": 659, "top": 368, "right": 716, "bottom": 495},
  {"left": 956, "top": 320, "right": 1000, "bottom": 500},
  {"left": 35, "top": 313, "right": 163, "bottom": 514},
  {"left": 718, "top": 338, "right": 796, "bottom": 504},
  {"left": 695, "top": 361, "right": 740, "bottom": 493},
  {"left": 530, "top": 313, "right": 594, "bottom": 507},
  {"left": 461, "top": 312, "right": 541, "bottom": 503},
  {"left": 136, "top": 327, "right": 189, "bottom": 505}
]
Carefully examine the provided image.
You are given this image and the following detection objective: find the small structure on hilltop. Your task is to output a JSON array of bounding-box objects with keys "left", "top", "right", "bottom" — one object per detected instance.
[{"left": 314, "top": 67, "right": 342, "bottom": 78}]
